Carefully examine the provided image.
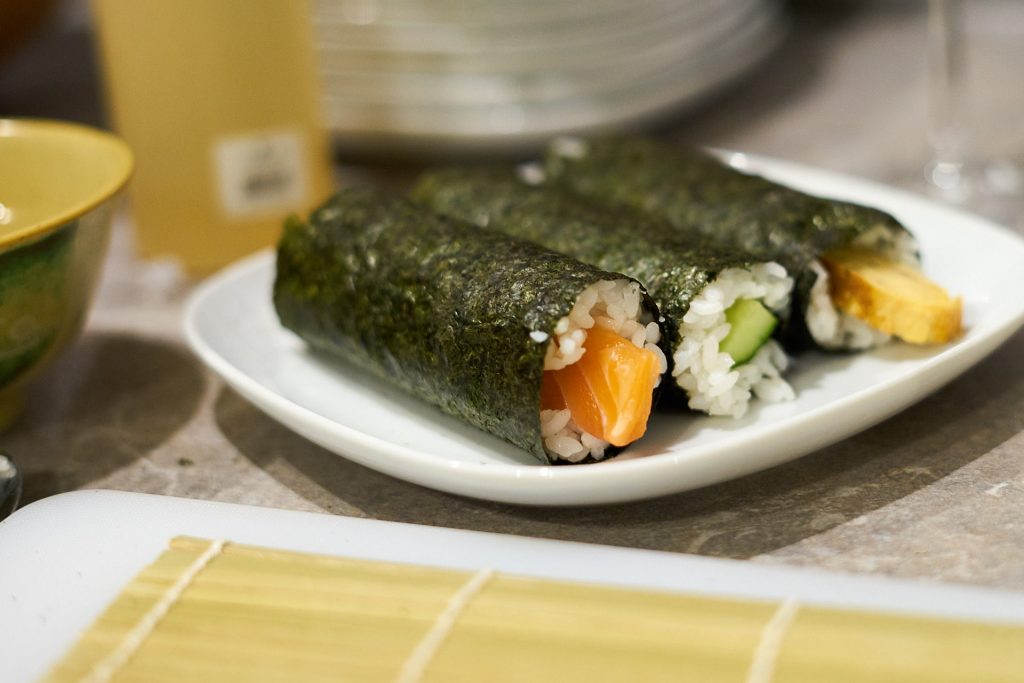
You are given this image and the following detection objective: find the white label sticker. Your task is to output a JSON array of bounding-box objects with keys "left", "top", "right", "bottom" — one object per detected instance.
[{"left": 212, "top": 130, "right": 309, "bottom": 218}]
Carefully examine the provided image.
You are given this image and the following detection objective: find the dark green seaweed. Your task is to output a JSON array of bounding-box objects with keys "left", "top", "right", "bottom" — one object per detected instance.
[
  {"left": 542, "top": 136, "right": 915, "bottom": 349},
  {"left": 411, "top": 167, "right": 772, "bottom": 396},
  {"left": 274, "top": 187, "right": 661, "bottom": 464}
]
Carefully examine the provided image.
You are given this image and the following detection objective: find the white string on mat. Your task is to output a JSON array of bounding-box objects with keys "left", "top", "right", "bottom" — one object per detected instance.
[
  {"left": 745, "top": 597, "right": 802, "bottom": 683},
  {"left": 392, "top": 567, "right": 496, "bottom": 683},
  {"left": 76, "top": 539, "right": 227, "bottom": 683}
]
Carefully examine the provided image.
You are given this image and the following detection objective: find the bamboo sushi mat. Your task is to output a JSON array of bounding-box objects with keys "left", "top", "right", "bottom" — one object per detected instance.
[{"left": 43, "top": 537, "right": 1024, "bottom": 683}]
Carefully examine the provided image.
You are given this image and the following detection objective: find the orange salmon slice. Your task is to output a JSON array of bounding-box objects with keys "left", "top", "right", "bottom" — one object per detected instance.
[{"left": 541, "top": 326, "right": 660, "bottom": 446}]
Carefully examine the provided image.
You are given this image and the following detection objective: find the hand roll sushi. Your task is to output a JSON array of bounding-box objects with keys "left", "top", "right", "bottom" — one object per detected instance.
[
  {"left": 540, "top": 136, "right": 962, "bottom": 351},
  {"left": 411, "top": 168, "right": 795, "bottom": 419},
  {"left": 274, "top": 187, "right": 668, "bottom": 464}
]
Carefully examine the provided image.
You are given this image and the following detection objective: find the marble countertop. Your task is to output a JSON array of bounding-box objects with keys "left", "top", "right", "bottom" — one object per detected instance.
[{"left": 4, "top": 2, "right": 1023, "bottom": 590}]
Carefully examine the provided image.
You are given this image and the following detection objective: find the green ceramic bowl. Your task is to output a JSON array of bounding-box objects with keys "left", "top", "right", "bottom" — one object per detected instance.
[{"left": 0, "top": 119, "right": 133, "bottom": 429}]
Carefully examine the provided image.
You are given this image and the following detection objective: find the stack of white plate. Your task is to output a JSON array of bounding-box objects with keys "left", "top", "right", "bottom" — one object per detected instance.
[{"left": 313, "top": 0, "right": 787, "bottom": 154}]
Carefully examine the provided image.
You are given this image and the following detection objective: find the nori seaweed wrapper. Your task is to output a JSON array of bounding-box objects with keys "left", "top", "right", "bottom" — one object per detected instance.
[
  {"left": 541, "top": 136, "right": 916, "bottom": 348},
  {"left": 410, "top": 167, "right": 776, "bottom": 399},
  {"left": 274, "top": 186, "right": 662, "bottom": 464}
]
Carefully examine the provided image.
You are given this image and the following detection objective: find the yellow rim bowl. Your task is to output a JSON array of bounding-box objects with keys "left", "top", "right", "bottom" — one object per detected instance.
[
  {"left": 0, "top": 119, "right": 133, "bottom": 430},
  {"left": 0, "top": 119, "right": 134, "bottom": 250}
]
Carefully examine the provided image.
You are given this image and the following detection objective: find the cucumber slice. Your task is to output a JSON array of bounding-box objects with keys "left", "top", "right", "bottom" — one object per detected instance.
[{"left": 720, "top": 299, "right": 778, "bottom": 365}]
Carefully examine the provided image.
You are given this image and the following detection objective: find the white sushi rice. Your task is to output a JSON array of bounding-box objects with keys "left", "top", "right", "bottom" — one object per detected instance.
[
  {"left": 806, "top": 225, "right": 920, "bottom": 350},
  {"left": 673, "top": 263, "right": 794, "bottom": 419},
  {"left": 540, "top": 279, "right": 667, "bottom": 463}
]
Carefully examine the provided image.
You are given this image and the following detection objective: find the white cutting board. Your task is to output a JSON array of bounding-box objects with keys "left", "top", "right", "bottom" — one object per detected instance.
[{"left": 2, "top": 490, "right": 1023, "bottom": 683}]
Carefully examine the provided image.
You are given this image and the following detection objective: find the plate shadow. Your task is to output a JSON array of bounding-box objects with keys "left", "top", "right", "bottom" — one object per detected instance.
[{"left": 216, "top": 329, "right": 1024, "bottom": 559}]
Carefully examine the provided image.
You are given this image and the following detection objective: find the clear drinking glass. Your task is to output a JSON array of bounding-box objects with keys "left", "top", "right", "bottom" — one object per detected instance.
[{"left": 926, "top": 0, "right": 1024, "bottom": 230}]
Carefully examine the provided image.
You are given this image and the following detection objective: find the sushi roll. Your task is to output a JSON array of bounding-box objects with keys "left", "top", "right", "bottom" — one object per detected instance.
[
  {"left": 540, "top": 136, "right": 962, "bottom": 351},
  {"left": 411, "top": 169, "right": 794, "bottom": 419},
  {"left": 274, "top": 187, "right": 668, "bottom": 464}
]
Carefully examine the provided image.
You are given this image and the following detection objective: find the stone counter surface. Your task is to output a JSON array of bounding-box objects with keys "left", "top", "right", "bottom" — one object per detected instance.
[{"left": 4, "top": 3, "right": 1023, "bottom": 589}]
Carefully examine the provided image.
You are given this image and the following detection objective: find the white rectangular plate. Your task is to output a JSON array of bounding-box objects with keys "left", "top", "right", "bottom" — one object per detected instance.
[
  {"left": 4, "top": 491, "right": 1024, "bottom": 683},
  {"left": 183, "top": 155, "right": 1024, "bottom": 505}
]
